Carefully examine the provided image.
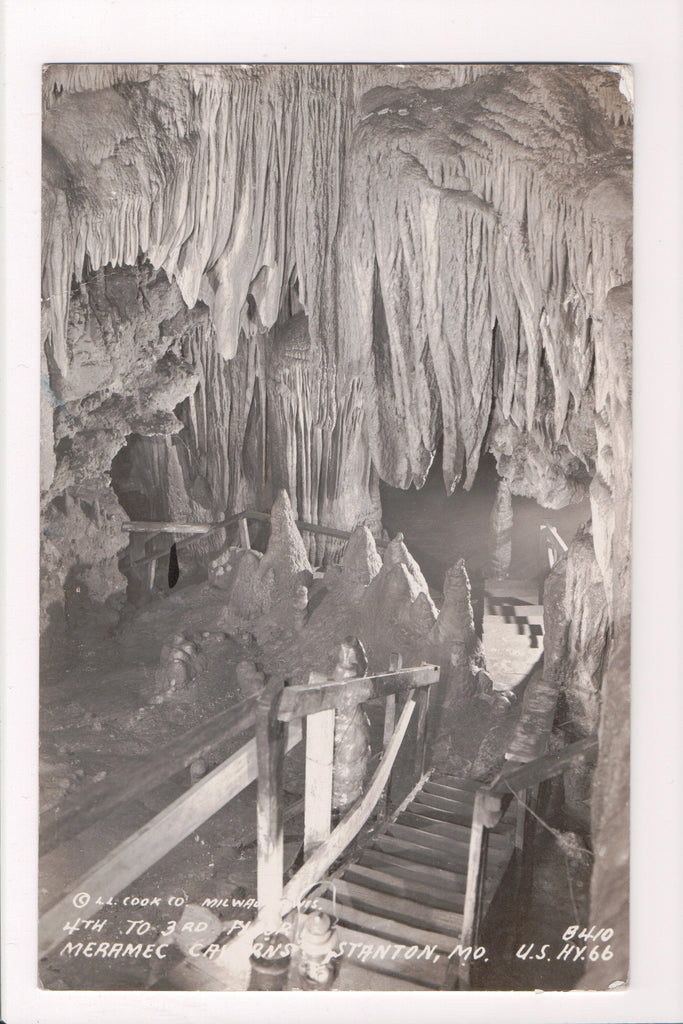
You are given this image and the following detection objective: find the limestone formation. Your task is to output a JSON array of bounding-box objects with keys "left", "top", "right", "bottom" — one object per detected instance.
[
  {"left": 235, "top": 660, "right": 266, "bottom": 698},
  {"left": 208, "top": 547, "right": 238, "bottom": 590},
  {"left": 147, "top": 633, "right": 202, "bottom": 705},
  {"left": 362, "top": 534, "right": 438, "bottom": 641},
  {"left": 543, "top": 522, "right": 610, "bottom": 736},
  {"left": 225, "top": 550, "right": 269, "bottom": 619},
  {"left": 329, "top": 638, "right": 371, "bottom": 813},
  {"left": 488, "top": 478, "right": 513, "bottom": 578},
  {"left": 259, "top": 490, "right": 313, "bottom": 594},
  {"left": 428, "top": 558, "right": 483, "bottom": 695},
  {"left": 41, "top": 65, "right": 631, "bottom": 634},
  {"left": 336, "top": 525, "right": 383, "bottom": 595}
]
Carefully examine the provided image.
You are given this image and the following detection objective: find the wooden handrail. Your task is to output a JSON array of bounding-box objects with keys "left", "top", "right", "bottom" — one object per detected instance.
[
  {"left": 39, "top": 719, "right": 303, "bottom": 957},
  {"left": 276, "top": 665, "right": 439, "bottom": 722},
  {"left": 283, "top": 694, "right": 417, "bottom": 911},
  {"left": 40, "top": 694, "right": 259, "bottom": 855},
  {"left": 458, "top": 733, "right": 599, "bottom": 988},
  {"left": 120, "top": 509, "right": 388, "bottom": 571},
  {"left": 254, "top": 662, "right": 440, "bottom": 936},
  {"left": 487, "top": 735, "right": 598, "bottom": 795}
]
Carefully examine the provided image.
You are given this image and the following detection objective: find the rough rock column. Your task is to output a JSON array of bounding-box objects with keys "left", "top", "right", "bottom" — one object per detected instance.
[
  {"left": 488, "top": 478, "right": 513, "bottom": 578},
  {"left": 428, "top": 558, "right": 483, "bottom": 700},
  {"left": 330, "top": 638, "right": 371, "bottom": 814}
]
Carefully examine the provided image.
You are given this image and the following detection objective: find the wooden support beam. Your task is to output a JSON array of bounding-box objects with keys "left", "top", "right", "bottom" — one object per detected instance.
[
  {"left": 121, "top": 510, "right": 390, "bottom": 572},
  {"left": 39, "top": 720, "right": 303, "bottom": 958},
  {"left": 120, "top": 513, "right": 245, "bottom": 570},
  {"left": 123, "top": 520, "right": 221, "bottom": 534},
  {"left": 303, "top": 708, "right": 335, "bottom": 857},
  {"left": 256, "top": 681, "right": 287, "bottom": 935},
  {"left": 277, "top": 664, "right": 439, "bottom": 722},
  {"left": 283, "top": 694, "right": 416, "bottom": 910},
  {"left": 40, "top": 696, "right": 259, "bottom": 855}
]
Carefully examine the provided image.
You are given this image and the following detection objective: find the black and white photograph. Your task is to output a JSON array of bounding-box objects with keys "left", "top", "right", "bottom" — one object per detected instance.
[
  {"left": 2, "top": 2, "right": 683, "bottom": 1022},
  {"left": 36, "top": 58, "right": 632, "bottom": 994}
]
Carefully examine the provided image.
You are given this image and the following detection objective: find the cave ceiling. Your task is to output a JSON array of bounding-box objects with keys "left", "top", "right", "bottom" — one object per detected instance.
[{"left": 40, "top": 62, "right": 632, "bottom": 621}]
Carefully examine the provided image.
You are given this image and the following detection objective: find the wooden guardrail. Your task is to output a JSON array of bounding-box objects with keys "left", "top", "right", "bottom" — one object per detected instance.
[
  {"left": 539, "top": 523, "right": 568, "bottom": 570},
  {"left": 39, "top": 695, "right": 260, "bottom": 856},
  {"left": 457, "top": 734, "right": 598, "bottom": 988},
  {"left": 120, "top": 509, "right": 388, "bottom": 584},
  {"left": 254, "top": 663, "right": 440, "bottom": 935},
  {"left": 39, "top": 659, "right": 438, "bottom": 963},
  {"left": 38, "top": 706, "right": 302, "bottom": 959}
]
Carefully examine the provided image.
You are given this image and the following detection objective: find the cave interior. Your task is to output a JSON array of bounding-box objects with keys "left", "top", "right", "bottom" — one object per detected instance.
[{"left": 39, "top": 62, "right": 632, "bottom": 992}]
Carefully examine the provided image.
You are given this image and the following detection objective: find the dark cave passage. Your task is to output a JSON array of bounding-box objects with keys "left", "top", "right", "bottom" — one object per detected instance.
[{"left": 379, "top": 444, "right": 591, "bottom": 594}]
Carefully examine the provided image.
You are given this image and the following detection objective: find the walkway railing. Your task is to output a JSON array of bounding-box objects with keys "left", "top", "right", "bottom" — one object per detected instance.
[
  {"left": 254, "top": 662, "right": 440, "bottom": 935},
  {"left": 38, "top": 692, "right": 298, "bottom": 959},
  {"left": 120, "top": 510, "right": 388, "bottom": 591},
  {"left": 38, "top": 659, "right": 439, "bottom": 962},
  {"left": 539, "top": 523, "right": 568, "bottom": 570},
  {"left": 457, "top": 734, "right": 598, "bottom": 988}
]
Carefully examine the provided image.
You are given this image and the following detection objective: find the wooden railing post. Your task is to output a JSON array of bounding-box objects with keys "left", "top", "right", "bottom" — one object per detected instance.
[
  {"left": 238, "top": 515, "right": 251, "bottom": 550},
  {"left": 256, "top": 680, "right": 287, "bottom": 935},
  {"left": 128, "top": 533, "right": 155, "bottom": 596},
  {"left": 459, "top": 789, "right": 490, "bottom": 989},
  {"left": 379, "top": 654, "right": 401, "bottom": 818},
  {"left": 414, "top": 685, "right": 430, "bottom": 778},
  {"left": 303, "top": 708, "right": 335, "bottom": 857}
]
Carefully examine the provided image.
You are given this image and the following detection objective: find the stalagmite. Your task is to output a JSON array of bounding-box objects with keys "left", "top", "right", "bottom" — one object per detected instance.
[
  {"left": 329, "top": 638, "right": 371, "bottom": 814},
  {"left": 428, "top": 558, "right": 482, "bottom": 697}
]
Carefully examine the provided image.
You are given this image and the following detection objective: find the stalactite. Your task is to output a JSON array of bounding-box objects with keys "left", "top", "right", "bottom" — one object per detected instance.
[{"left": 41, "top": 61, "right": 631, "bottom": 616}]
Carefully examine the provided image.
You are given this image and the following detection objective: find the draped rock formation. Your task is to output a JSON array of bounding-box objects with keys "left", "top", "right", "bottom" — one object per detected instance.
[{"left": 41, "top": 63, "right": 632, "bottom": 626}]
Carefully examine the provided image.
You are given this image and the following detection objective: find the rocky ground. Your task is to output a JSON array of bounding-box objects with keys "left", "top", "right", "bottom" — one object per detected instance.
[{"left": 39, "top": 495, "right": 590, "bottom": 991}]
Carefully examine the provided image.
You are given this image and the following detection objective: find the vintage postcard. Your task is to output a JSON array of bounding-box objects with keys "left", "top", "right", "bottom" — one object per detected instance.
[
  {"left": 2, "top": 3, "right": 682, "bottom": 1023},
  {"left": 36, "top": 58, "right": 632, "bottom": 995}
]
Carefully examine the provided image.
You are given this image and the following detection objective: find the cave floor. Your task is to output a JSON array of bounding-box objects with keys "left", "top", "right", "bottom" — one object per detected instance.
[{"left": 40, "top": 561, "right": 589, "bottom": 992}]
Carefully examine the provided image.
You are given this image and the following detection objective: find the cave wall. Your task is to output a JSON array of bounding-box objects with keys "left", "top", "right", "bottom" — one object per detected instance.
[{"left": 40, "top": 262, "right": 204, "bottom": 631}]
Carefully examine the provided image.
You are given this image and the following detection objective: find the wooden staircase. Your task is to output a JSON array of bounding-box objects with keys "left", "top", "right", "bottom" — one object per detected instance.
[
  {"left": 310, "top": 773, "right": 517, "bottom": 991},
  {"left": 483, "top": 578, "right": 544, "bottom": 692}
]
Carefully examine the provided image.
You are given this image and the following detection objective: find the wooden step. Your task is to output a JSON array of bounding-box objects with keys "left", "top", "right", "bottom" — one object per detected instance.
[
  {"left": 333, "top": 878, "right": 463, "bottom": 937},
  {"left": 359, "top": 848, "right": 468, "bottom": 891},
  {"left": 386, "top": 822, "right": 511, "bottom": 862},
  {"left": 398, "top": 810, "right": 512, "bottom": 851},
  {"left": 316, "top": 896, "right": 457, "bottom": 957},
  {"left": 326, "top": 920, "right": 451, "bottom": 989},
  {"left": 372, "top": 832, "right": 501, "bottom": 874},
  {"left": 412, "top": 790, "right": 477, "bottom": 822},
  {"left": 483, "top": 616, "right": 541, "bottom": 644},
  {"left": 422, "top": 780, "right": 476, "bottom": 802},
  {"left": 411, "top": 791, "right": 516, "bottom": 838},
  {"left": 343, "top": 862, "right": 465, "bottom": 913},
  {"left": 403, "top": 806, "right": 509, "bottom": 847},
  {"left": 431, "top": 774, "right": 481, "bottom": 792}
]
